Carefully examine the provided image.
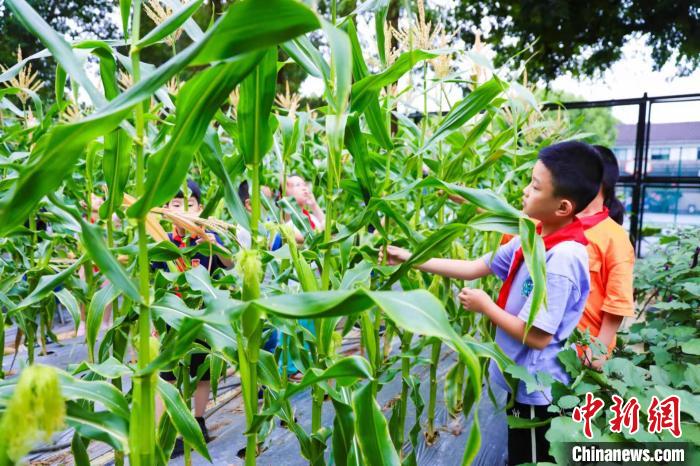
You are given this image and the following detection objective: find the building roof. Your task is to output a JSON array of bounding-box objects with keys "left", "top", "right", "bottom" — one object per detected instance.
[{"left": 617, "top": 121, "right": 700, "bottom": 146}]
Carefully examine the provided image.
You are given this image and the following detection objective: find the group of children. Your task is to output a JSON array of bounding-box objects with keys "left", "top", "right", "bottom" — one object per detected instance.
[
  {"left": 79, "top": 140, "right": 633, "bottom": 463},
  {"left": 382, "top": 141, "right": 635, "bottom": 465}
]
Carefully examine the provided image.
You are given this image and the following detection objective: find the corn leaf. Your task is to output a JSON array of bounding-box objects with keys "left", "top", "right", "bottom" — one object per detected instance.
[
  {"left": 352, "top": 382, "right": 400, "bottom": 465},
  {"left": 157, "top": 378, "right": 211, "bottom": 461}
]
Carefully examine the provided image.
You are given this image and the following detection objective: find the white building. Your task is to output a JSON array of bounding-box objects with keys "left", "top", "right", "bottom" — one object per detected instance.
[{"left": 614, "top": 121, "right": 700, "bottom": 177}]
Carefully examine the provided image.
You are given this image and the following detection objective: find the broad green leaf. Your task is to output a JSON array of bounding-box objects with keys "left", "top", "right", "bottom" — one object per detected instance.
[
  {"left": 352, "top": 382, "right": 400, "bottom": 466},
  {"left": 119, "top": 0, "right": 131, "bottom": 37},
  {"left": 59, "top": 372, "right": 130, "bottom": 420},
  {"left": 323, "top": 20, "right": 352, "bottom": 116},
  {"left": 382, "top": 223, "right": 467, "bottom": 288},
  {"left": 53, "top": 198, "right": 141, "bottom": 303},
  {"left": 351, "top": 49, "right": 438, "bottom": 114},
  {"left": 282, "top": 36, "right": 330, "bottom": 81},
  {"left": 331, "top": 398, "right": 356, "bottom": 466},
  {"left": 127, "top": 52, "right": 263, "bottom": 217},
  {"left": 135, "top": 0, "right": 203, "bottom": 50},
  {"left": 6, "top": 0, "right": 104, "bottom": 105},
  {"left": 422, "top": 78, "right": 506, "bottom": 150},
  {"left": 191, "top": 0, "right": 320, "bottom": 66},
  {"left": 71, "top": 432, "right": 91, "bottom": 466},
  {"left": 200, "top": 131, "right": 250, "bottom": 232},
  {"left": 151, "top": 293, "right": 237, "bottom": 359},
  {"left": 249, "top": 356, "right": 373, "bottom": 433},
  {"left": 66, "top": 403, "right": 129, "bottom": 453},
  {"left": 157, "top": 378, "right": 211, "bottom": 461},
  {"left": 384, "top": 176, "right": 523, "bottom": 218},
  {"left": 681, "top": 339, "right": 700, "bottom": 356},
  {"left": 54, "top": 288, "right": 81, "bottom": 332},
  {"left": 87, "top": 282, "right": 120, "bottom": 360},
  {"left": 519, "top": 217, "right": 547, "bottom": 336},
  {"left": 238, "top": 48, "right": 277, "bottom": 166},
  {"left": 12, "top": 257, "right": 85, "bottom": 312}
]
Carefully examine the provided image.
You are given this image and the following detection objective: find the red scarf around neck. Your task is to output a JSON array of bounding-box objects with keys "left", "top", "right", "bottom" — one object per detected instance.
[
  {"left": 578, "top": 206, "right": 609, "bottom": 230},
  {"left": 496, "top": 218, "right": 589, "bottom": 309}
]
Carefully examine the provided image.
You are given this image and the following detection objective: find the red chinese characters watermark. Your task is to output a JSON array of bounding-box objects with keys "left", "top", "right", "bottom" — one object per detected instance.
[
  {"left": 609, "top": 394, "right": 640, "bottom": 434},
  {"left": 647, "top": 395, "right": 682, "bottom": 438},
  {"left": 572, "top": 392, "right": 605, "bottom": 439},
  {"left": 572, "top": 393, "right": 682, "bottom": 438}
]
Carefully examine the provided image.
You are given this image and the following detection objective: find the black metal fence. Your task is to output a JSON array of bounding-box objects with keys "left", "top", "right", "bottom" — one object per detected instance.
[{"left": 543, "top": 92, "right": 700, "bottom": 256}]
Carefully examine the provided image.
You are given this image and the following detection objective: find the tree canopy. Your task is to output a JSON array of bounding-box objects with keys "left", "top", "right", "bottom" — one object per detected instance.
[{"left": 450, "top": 0, "right": 700, "bottom": 82}]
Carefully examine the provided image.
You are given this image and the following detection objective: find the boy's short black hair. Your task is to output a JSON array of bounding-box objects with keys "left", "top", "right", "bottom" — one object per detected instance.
[
  {"left": 538, "top": 141, "right": 603, "bottom": 214},
  {"left": 174, "top": 179, "right": 202, "bottom": 204},
  {"left": 238, "top": 180, "right": 250, "bottom": 203}
]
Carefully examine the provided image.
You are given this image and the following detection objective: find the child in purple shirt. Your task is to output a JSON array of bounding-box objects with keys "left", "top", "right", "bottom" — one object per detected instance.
[{"left": 381, "top": 142, "right": 603, "bottom": 465}]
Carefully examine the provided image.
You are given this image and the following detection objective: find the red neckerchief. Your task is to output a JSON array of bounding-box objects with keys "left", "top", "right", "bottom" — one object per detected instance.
[
  {"left": 171, "top": 231, "right": 190, "bottom": 273},
  {"left": 578, "top": 206, "right": 609, "bottom": 230},
  {"left": 496, "top": 218, "right": 589, "bottom": 309},
  {"left": 302, "top": 209, "right": 317, "bottom": 230}
]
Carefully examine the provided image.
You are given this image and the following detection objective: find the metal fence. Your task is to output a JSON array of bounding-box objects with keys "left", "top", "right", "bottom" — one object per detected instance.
[{"left": 543, "top": 92, "right": 700, "bottom": 256}]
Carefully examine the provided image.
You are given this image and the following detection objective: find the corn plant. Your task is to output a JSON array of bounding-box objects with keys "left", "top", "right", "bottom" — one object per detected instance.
[{"left": 0, "top": 0, "right": 571, "bottom": 465}]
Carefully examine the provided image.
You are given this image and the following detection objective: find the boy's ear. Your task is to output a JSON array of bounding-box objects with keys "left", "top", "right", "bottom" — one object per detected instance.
[{"left": 556, "top": 198, "right": 575, "bottom": 218}]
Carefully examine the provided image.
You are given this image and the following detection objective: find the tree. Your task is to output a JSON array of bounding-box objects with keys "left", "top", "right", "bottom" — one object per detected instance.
[
  {"left": 542, "top": 90, "right": 619, "bottom": 148},
  {"left": 448, "top": 0, "right": 700, "bottom": 83},
  {"left": 0, "top": 0, "right": 118, "bottom": 96}
]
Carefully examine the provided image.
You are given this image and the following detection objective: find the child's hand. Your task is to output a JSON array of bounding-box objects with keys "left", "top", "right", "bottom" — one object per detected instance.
[
  {"left": 458, "top": 287, "right": 493, "bottom": 313},
  {"left": 195, "top": 233, "right": 217, "bottom": 245},
  {"left": 378, "top": 245, "right": 411, "bottom": 265}
]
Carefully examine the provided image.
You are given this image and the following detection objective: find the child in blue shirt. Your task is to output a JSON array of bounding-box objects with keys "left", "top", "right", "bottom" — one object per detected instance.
[{"left": 381, "top": 141, "right": 603, "bottom": 465}]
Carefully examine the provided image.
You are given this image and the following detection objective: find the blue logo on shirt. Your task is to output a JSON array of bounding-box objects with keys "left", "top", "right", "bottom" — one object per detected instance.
[{"left": 521, "top": 278, "right": 534, "bottom": 298}]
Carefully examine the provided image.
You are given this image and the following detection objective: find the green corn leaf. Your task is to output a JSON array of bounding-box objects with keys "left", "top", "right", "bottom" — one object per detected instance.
[
  {"left": 87, "top": 282, "right": 120, "bottom": 360},
  {"left": 323, "top": 20, "right": 352, "bottom": 116},
  {"left": 352, "top": 382, "right": 401, "bottom": 466},
  {"left": 54, "top": 288, "right": 81, "bottom": 332},
  {"left": 331, "top": 398, "right": 356, "bottom": 466},
  {"left": 119, "top": 0, "right": 131, "bottom": 37},
  {"left": 248, "top": 355, "right": 373, "bottom": 433},
  {"left": 135, "top": 0, "right": 203, "bottom": 51},
  {"left": 152, "top": 293, "right": 237, "bottom": 359},
  {"left": 127, "top": 52, "right": 263, "bottom": 218},
  {"left": 200, "top": 131, "right": 251, "bottom": 232},
  {"left": 384, "top": 176, "right": 523, "bottom": 218},
  {"left": 156, "top": 378, "right": 211, "bottom": 461},
  {"left": 65, "top": 402, "right": 129, "bottom": 453},
  {"left": 12, "top": 256, "right": 85, "bottom": 312},
  {"left": 518, "top": 217, "right": 547, "bottom": 337},
  {"left": 191, "top": 0, "right": 320, "bottom": 66},
  {"left": 422, "top": 77, "right": 506, "bottom": 150},
  {"left": 5, "top": 0, "right": 104, "bottom": 105},
  {"left": 0, "top": 0, "right": 321, "bottom": 235},
  {"left": 58, "top": 372, "right": 130, "bottom": 420},
  {"left": 382, "top": 223, "right": 466, "bottom": 288},
  {"left": 71, "top": 433, "right": 91, "bottom": 466},
  {"left": 468, "top": 212, "right": 521, "bottom": 235},
  {"left": 282, "top": 36, "right": 330, "bottom": 81},
  {"left": 53, "top": 199, "right": 141, "bottom": 303},
  {"left": 351, "top": 49, "right": 438, "bottom": 114},
  {"left": 461, "top": 412, "right": 481, "bottom": 465},
  {"left": 238, "top": 48, "right": 277, "bottom": 166},
  {"left": 72, "top": 357, "right": 133, "bottom": 380}
]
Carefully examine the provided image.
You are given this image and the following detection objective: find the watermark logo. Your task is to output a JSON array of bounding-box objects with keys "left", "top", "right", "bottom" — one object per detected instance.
[{"left": 572, "top": 392, "right": 682, "bottom": 439}]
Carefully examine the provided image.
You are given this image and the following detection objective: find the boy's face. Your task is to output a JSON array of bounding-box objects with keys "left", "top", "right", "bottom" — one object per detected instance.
[
  {"left": 522, "top": 161, "right": 574, "bottom": 221},
  {"left": 244, "top": 186, "right": 273, "bottom": 212},
  {"left": 286, "top": 176, "right": 310, "bottom": 207},
  {"left": 168, "top": 196, "right": 201, "bottom": 214}
]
